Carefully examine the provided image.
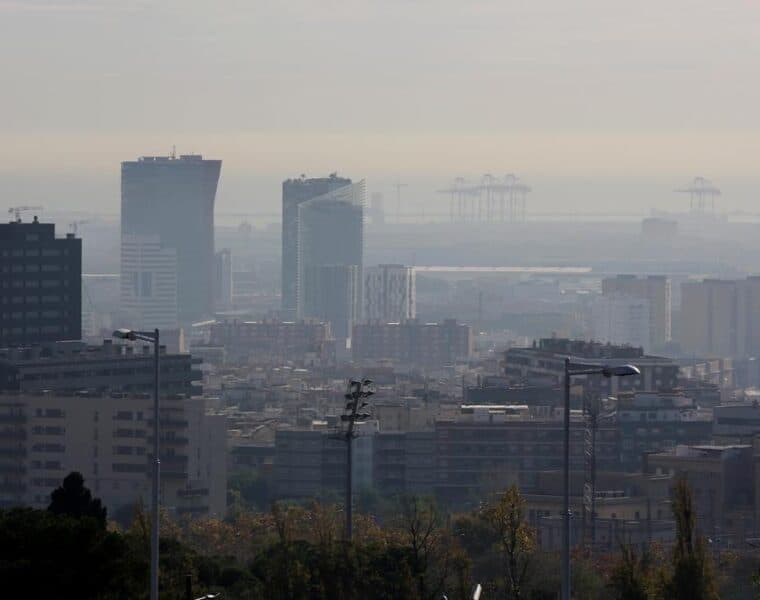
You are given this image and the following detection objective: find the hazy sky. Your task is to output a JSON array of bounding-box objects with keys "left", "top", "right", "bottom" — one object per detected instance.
[{"left": 1, "top": 0, "right": 759, "bottom": 215}]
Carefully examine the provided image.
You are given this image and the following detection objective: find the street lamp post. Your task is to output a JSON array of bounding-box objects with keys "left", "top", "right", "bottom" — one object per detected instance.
[
  {"left": 562, "top": 359, "right": 639, "bottom": 600},
  {"left": 113, "top": 328, "right": 160, "bottom": 600}
]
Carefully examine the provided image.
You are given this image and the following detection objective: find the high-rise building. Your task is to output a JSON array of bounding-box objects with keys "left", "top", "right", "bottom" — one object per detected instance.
[
  {"left": 121, "top": 154, "right": 221, "bottom": 324},
  {"left": 602, "top": 275, "right": 671, "bottom": 350},
  {"left": 302, "top": 264, "right": 360, "bottom": 341},
  {"left": 214, "top": 248, "right": 233, "bottom": 312},
  {"left": 120, "top": 234, "right": 178, "bottom": 330},
  {"left": 296, "top": 180, "right": 364, "bottom": 338},
  {"left": 591, "top": 295, "right": 651, "bottom": 352},
  {"left": 281, "top": 174, "right": 353, "bottom": 319},
  {"left": 364, "top": 264, "right": 416, "bottom": 322},
  {"left": 0, "top": 218, "right": 81, "bottom": 345}
]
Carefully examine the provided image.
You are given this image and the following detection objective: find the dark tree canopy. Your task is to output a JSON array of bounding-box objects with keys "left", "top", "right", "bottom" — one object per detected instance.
[{"left": 48, "top": 471, "right": 107, "bottom": 528}]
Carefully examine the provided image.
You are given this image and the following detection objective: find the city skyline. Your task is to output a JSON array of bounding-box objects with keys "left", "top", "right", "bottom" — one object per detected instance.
[{"left": 1, "top": 1, "right": 760, "bottom": 214}]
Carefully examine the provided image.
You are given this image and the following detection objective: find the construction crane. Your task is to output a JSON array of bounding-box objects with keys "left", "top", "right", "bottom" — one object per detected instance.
[
  {"left": 69, "top": 220, "right": 90, "bottom": 235},
  {"left": 8, "top": 206, "right": 43, "bottom": 222},
  {"left": 674, "top": 177, "right": 721, "bottom": 213},
  {"left": 437, "top": 174, "right": 531, "bottom": 223}
]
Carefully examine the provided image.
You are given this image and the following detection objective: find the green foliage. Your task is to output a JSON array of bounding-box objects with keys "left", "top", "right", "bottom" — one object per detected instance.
[
  {"left": 48, "top": 471, "right": 107, "bottom": 529},
  {"left": 659, "top": 479, "right": 719, "bottom": 600},
  {"left": 228, "top": 470, "right": 270, "bottom": 512},
  {"left": 3, "top": 477, "right": 749, "bottom": 599}
]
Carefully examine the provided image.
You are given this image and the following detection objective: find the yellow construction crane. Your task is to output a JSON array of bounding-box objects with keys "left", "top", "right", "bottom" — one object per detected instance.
[{"left": 8, "top": 206, "right": 43, "bottom": 221}]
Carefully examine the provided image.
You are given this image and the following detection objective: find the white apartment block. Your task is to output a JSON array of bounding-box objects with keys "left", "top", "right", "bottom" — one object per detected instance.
[{"left": 364, "top": 264, "right": 416, "bottom": 322}]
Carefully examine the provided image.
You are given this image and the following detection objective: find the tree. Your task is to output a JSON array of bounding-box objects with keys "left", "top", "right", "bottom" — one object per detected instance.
[
  {"left": 48, "top": 471, "right": 107, "bottom": 528},
  {"left": 608, "top": 544, "right": 651, "bottom": 600},
  {"left": 660, "top": 478, "right": 719, "bottom": 600},
  {"left": 481, "top": 484, "right": 535, "bottom": 600}
]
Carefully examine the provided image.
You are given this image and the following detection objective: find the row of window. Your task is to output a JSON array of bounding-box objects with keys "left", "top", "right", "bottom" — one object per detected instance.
[
  {"left": 1, "top": 248, "right": 68, "bottom": 257},
  {"left": 1, "top": 295, "right": 70, "bottom": 303},
  {"left": 1, "top": 310, "right": 64, "bottom": 319},
  {"left": 1, "top": 263, "right": 69, "bottom": 273}
]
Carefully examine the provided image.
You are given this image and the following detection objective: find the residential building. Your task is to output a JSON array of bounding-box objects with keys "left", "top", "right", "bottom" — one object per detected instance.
[
  {"left": 0, "top": 391, "right": 226, "bottom": 517},
  {"left": 273, "top": 420, "right": 376, "bottom": 500},
  {"left": 504, "top": 338, "right": 679, "bottom": 398},
  {"left": 364, "top": 264, "right": 416, "bottom": 322},
  {"left": 602, "top": 275, "right": 671, "bottom": 350},
  {"left": 591, "top": 294, "right": 651, "bottom": 352},
  {"left": 713, "top": 403, "right": 760, "bottom": 443},
  {"left": 678, "top": 277, "right": 760, "bottom": 358},
  {"left": 281, "top": 174, "right": 353, "bottom": 319},
  {"left": 0, "top": 340, "right": 201, "bottom": 396},
  {"left": 352, "top": 319, "right": 473, "bottom": 367},
  {"left": 119, "top": 234, "right": 178, "bottom": 330},
  {"left": 0, "top": 218, "right": 81, "bottom": 345},
  {"left": 207, "top": 320, "right": 334, "bottom": 365},
  {"left": 644, "top": 444, "right": 755, "bottom": 536},
  {"left": 121, "top": 154, "right": 221, "bottom": 324},
  {"left": 615, "top": 392, "right": 712, "bottom": 470}
]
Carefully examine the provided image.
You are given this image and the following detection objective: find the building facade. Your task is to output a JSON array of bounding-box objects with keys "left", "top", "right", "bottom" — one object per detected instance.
[
  {"left": 301, "top": 264, "right": 360, "bottom": 342},
  {"left": 0, "top": 340, "right": 201, "bottom": 396},
  {"left": 591, "top": 295, "right": 651, "bottom": 352},
  {"left": 281, "top": 174, "right": 353, "bottom": 319},
  {"left": 0, "top": 392, "right": 226, "bottom": 517},
  {"left": 121, "top": 154, "right": 221, "bottom": 324},
  {"left": 680, "top": 277, "right": 760, "bottom": 358},
  {"left": 207, "top": 319, "right": 334, "bottom": 365},
  {"left": 602, "top": 275, "right": 671, "bottom": 350},
  {"left": 296, "top": 181, "right": 364, "bottom": 338},
  {"left": 504, "top": 338, "right": 679, "bottom": 397},
  {"left": 364, "top": 264, "right": 416, "bottom": 322},
  {"left": 0, "top": 218, "right": 81, "bottom": 345},
  {"left": 120, "top": 234, "right": 178, "bottom": 330},
  {"left": 352, "top": 319, "right": 473, "bottom": 367}
]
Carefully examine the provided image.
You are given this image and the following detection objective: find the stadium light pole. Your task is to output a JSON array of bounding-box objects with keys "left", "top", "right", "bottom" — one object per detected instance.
[
  {"left": 113, "top": 328, "right": 160, "bottom": 600},
  {"left": 562, "top": 359, "right": 639, "bottom": 600},
  {"left": 336, "top": 379, "right": 373, "bottom": 541}
]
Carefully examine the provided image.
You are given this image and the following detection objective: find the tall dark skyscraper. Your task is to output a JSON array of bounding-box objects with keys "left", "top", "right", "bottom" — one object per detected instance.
[
  {"left": 281, "top": 174, "right": 353, "bottom": 319},
  {"left": 121, "top": 154, "right": 221, "bottom": 324},
  {"left": 0, "top": 217, "right": 81, "bottom": 345},
  {"left": 297, "top": 181, "right": 364, "bottom": 341}
]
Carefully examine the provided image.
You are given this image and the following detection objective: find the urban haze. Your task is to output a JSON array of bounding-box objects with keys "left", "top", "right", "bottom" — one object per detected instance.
[{"left": 1, "top": 1, "right": 759, "bottom": 599}]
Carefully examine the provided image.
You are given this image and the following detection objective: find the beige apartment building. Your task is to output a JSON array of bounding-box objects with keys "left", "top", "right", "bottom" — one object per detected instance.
[{"left": 0, "top": 391, "right": 226, "bottom": 518}]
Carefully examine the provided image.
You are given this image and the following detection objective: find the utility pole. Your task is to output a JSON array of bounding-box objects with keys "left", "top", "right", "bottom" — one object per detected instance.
[{"left": 333, "top": 379, "right": 373, "bottom": 541}]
